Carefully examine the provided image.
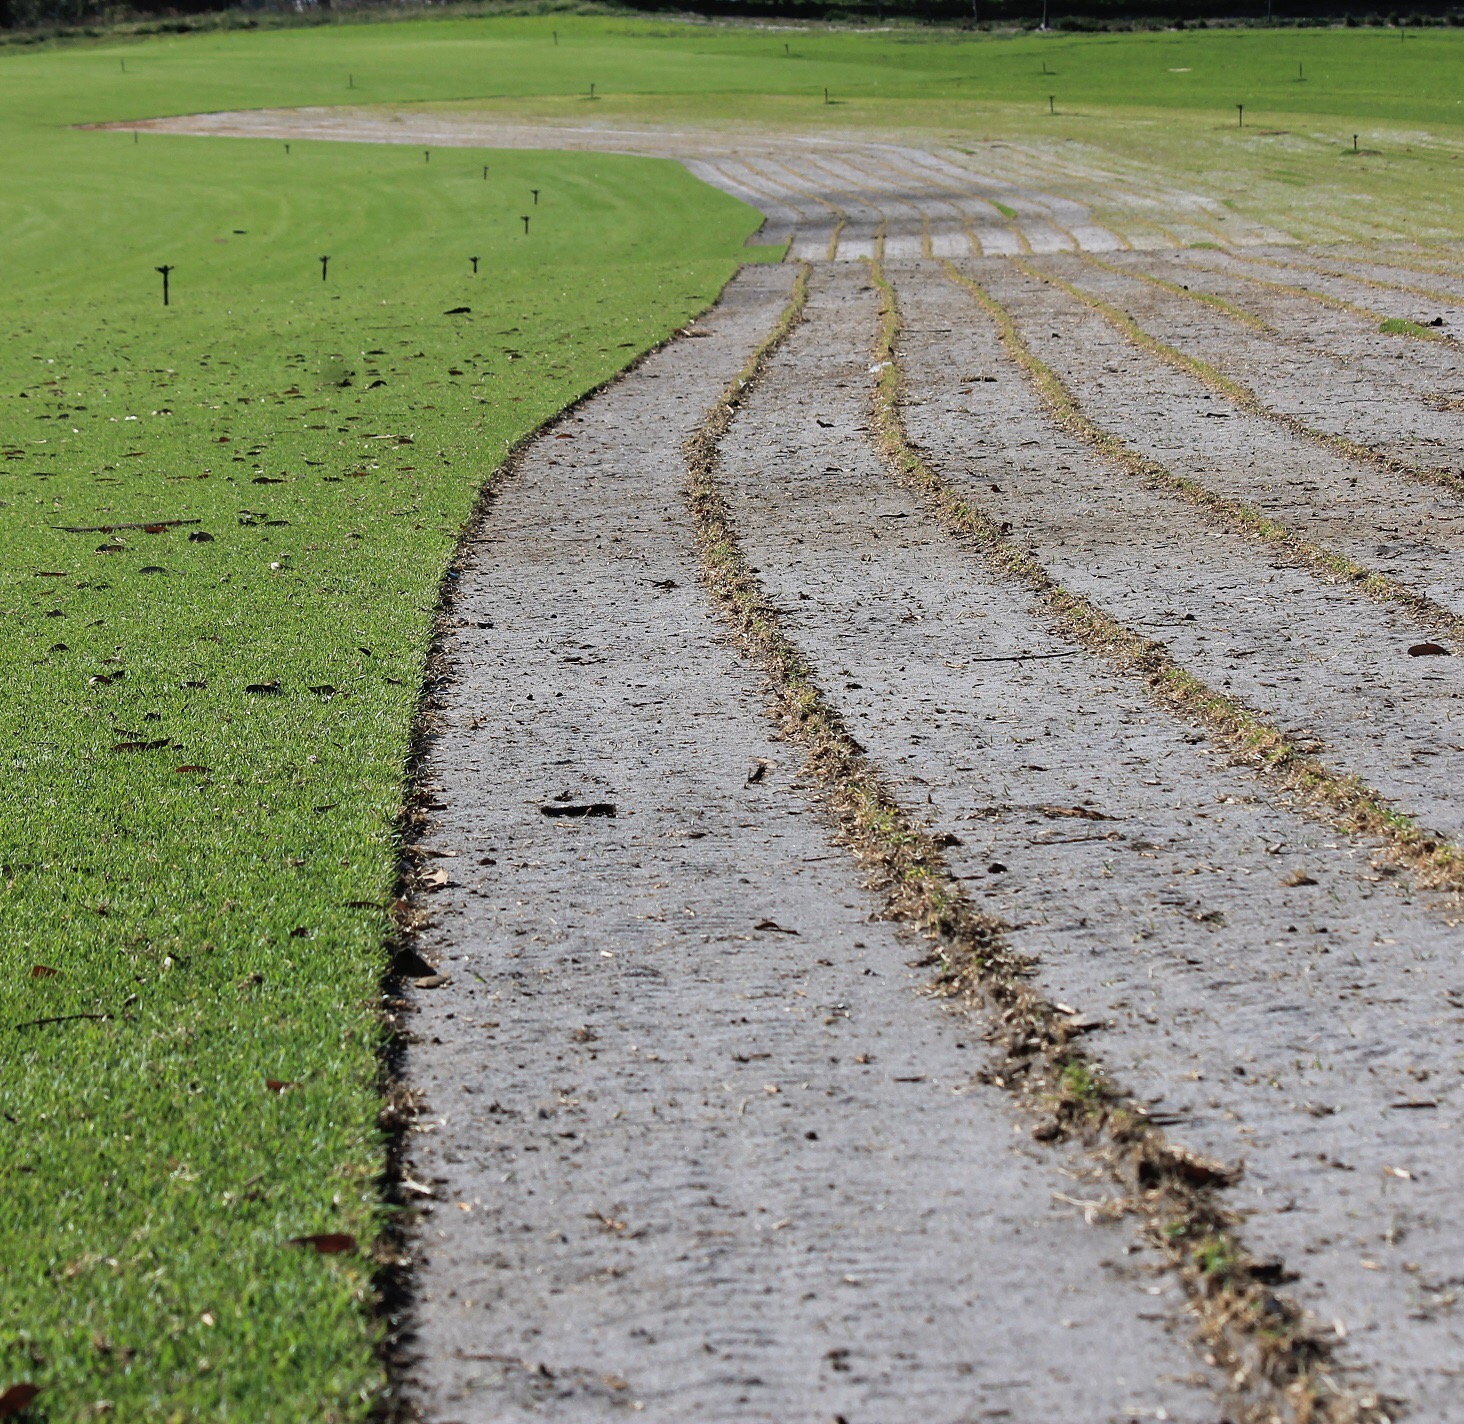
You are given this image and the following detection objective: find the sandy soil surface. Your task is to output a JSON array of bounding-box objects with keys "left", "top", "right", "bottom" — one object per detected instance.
[{"left": 399, "top": 267, "right": 1216, "bottom": 1423}]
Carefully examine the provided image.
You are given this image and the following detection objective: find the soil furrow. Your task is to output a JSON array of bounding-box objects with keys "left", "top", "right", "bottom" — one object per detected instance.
[
  {"left": 1024, "top": 254, "right": 1464, "bottom": 498},
  {"left": 965, "top": 258, "right": 1464, "bottom": 623},
  {"left": 892, "top": 258, "right": 1464, "bottom": 856},
  {"left": 394, "top": 266, "right": 1221, "bottom": 1423},
  {"left": 1226, "top": 250, "right": 1464, "bottom": 320},
  {"left": 1091, "top": 251, "right": 1464, "bottom": 411},
  {"left": 716, "top": 260, "right": 1464, "bottom": 1420}
]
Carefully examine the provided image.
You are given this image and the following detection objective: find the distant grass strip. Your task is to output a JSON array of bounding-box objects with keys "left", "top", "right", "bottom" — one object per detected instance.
[
  {"left": 1013, "top": 254, "right": 1464, "bottom": 509},
  {"left": 692, "top": 259, "right": 1387, "bottom": 1424},
  {"left": 0, "top": 137, "right": 761, "bottom": 1421}
]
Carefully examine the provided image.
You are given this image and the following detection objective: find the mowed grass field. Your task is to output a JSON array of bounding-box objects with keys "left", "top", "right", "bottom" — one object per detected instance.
[{"left": 2, "top": 13, "right": 1461, "bottom": 1421}]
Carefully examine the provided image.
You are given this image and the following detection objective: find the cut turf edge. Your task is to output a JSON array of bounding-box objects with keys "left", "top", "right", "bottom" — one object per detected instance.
[
  {"left": 370, "top": 265, "right": 750, "bottom": 1424},
  {"left": 686, "top": 260, "right": 1385, "bottom": 1424},
  {"left": 865, "top": 257, "right": 1409, "bottom": 1424}
]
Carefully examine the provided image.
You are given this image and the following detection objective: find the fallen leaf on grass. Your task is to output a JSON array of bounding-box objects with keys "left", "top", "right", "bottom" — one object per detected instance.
[
  {"left": 0, "top": 1383, "right": 40, "bottom": 1418},
  {"left": 244, "top": 681, "right": 282, "bottom": 695},
  {"left": 309, "top": 685, "right": 339, "bottom": 697},
  {"left": 284, "top": 1233, "right": 356, "bottom": 1255},
  {"left": 30, "top": 965, "right": 58, "bottom": 979},
  {"left": 1408, "top": 642, "right": 1451, "bottom": 657},
  {"left": 265, "top": 1078, "right": 302, "bottom": 1093},
  {"left": 443, "top": 306, "right": 471, "bottom": 315},
  {"left": 112, "top": 738, "right": 170, "bottom": 753},
  {"left": 754, "top": 918, "right": 798, "bottom": 935},
  {"left": 174, "top": 765, "right": 210, "bottom": 775},
  {"left": 188, "top": 531, "right": 214, "bottom": 542},
  {"left": 413, "top": 974, "right": 451, "bottom": 990}
]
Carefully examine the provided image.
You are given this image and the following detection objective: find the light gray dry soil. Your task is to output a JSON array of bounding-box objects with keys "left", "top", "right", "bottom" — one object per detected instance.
[
  {"left": 392, "top": 246, "right": 1464, "bottom": 1422},
  {"left": 400, "top": 266, "right": 1218, "bottom": 1424}
]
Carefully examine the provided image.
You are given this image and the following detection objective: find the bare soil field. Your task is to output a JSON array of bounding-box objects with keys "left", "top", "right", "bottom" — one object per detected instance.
[{"left": 133, "top": 106, "right": 1464, "bottom": 1423}]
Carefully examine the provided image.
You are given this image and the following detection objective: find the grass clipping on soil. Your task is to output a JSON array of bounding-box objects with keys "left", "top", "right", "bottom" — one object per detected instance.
[
  {"left": 928, "top": 257, "right": 1464, "bottom": 898},
  {"left": 686, "top": 261, "right": 1383, "bottom": 1424},
  {"left": 1006, "top": 256, "right": 1464, "bottom": 612},
  {"left": 1060, "top": 254, "right": 1464, "bottom": 503}
]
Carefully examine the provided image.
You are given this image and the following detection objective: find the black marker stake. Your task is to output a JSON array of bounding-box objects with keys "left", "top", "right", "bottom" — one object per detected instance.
[
  {"left": 1048, "top": 94, "right": 1055, "bottom": 114},
  {"left": 521, "top": 215, "right": 531, "bottom": 235},
  {"left": 156, "top": 264, "right": 173, "bottom": 307},
  {"left": 285, "top": 142, "right": 291, "bottom": 155},
  {"left": 470, "top": 256, "right": 479, "bottom": 274},
  {"left": 320, "top": 255, "right": 330, "bottom": 281},
  {"left": 1237, "top": 104, "right": 1244, "bottom": 127},
  {"left": 483, "top": 164, "right": 490, "bottom": 180},
  {"left": 532, "top": 188, "right": 539, "bottom": 205},
  {"left": 425, "top": 149, "right": 430, "bottom": 163}
]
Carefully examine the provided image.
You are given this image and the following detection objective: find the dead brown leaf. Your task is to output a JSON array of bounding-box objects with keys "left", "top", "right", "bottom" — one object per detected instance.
[
  {"left": 285, "top": 1233, "right": 356, "bottom": 1255},
  {"left": 0, "top": 1383, "right": 40, "bottom": 1418}
]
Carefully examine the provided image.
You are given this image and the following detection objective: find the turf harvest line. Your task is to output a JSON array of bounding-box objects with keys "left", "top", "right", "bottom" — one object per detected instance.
[
  {"left": 687, "top": 260, "right": 1384, "bottom": 1424},
  {"left": 992, "top": 257, "right": 1464, "bottom": 632},
  {"left": 871, "top": 256, "right": 1441, "bottom": 1418},
  {"left": 914, "top": 257, "right": 1464, "bottom": 899}
]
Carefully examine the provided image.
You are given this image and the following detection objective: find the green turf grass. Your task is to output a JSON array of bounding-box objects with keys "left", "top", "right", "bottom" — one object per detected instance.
[
  {"left": 3, "top": 12, "right": 1462, "bottom": 1420},
  {"left": 0, "top": 100, "right": 766, "bottom": 1424}
]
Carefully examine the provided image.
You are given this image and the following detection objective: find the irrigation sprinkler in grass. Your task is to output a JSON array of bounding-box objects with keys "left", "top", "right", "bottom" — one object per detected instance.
[
  {"left": 320, "top": 255, "right": 330, "bottom": 281},
  {"left": 155, "top": 265, "right": 173, "bottom": 307}
]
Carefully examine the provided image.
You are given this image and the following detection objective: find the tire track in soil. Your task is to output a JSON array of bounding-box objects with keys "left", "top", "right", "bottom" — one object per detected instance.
[
  {"left": 716, "top": 260, "right": 1463, "bottom": 1419},
  {"left": 394, "top": 267, "right": 1218, "bottom": 1424}
]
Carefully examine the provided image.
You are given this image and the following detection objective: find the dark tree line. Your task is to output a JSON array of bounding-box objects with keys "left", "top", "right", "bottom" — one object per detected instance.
[{"left": 3, "top": 0, "right": 1461, "bottom": 39}]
